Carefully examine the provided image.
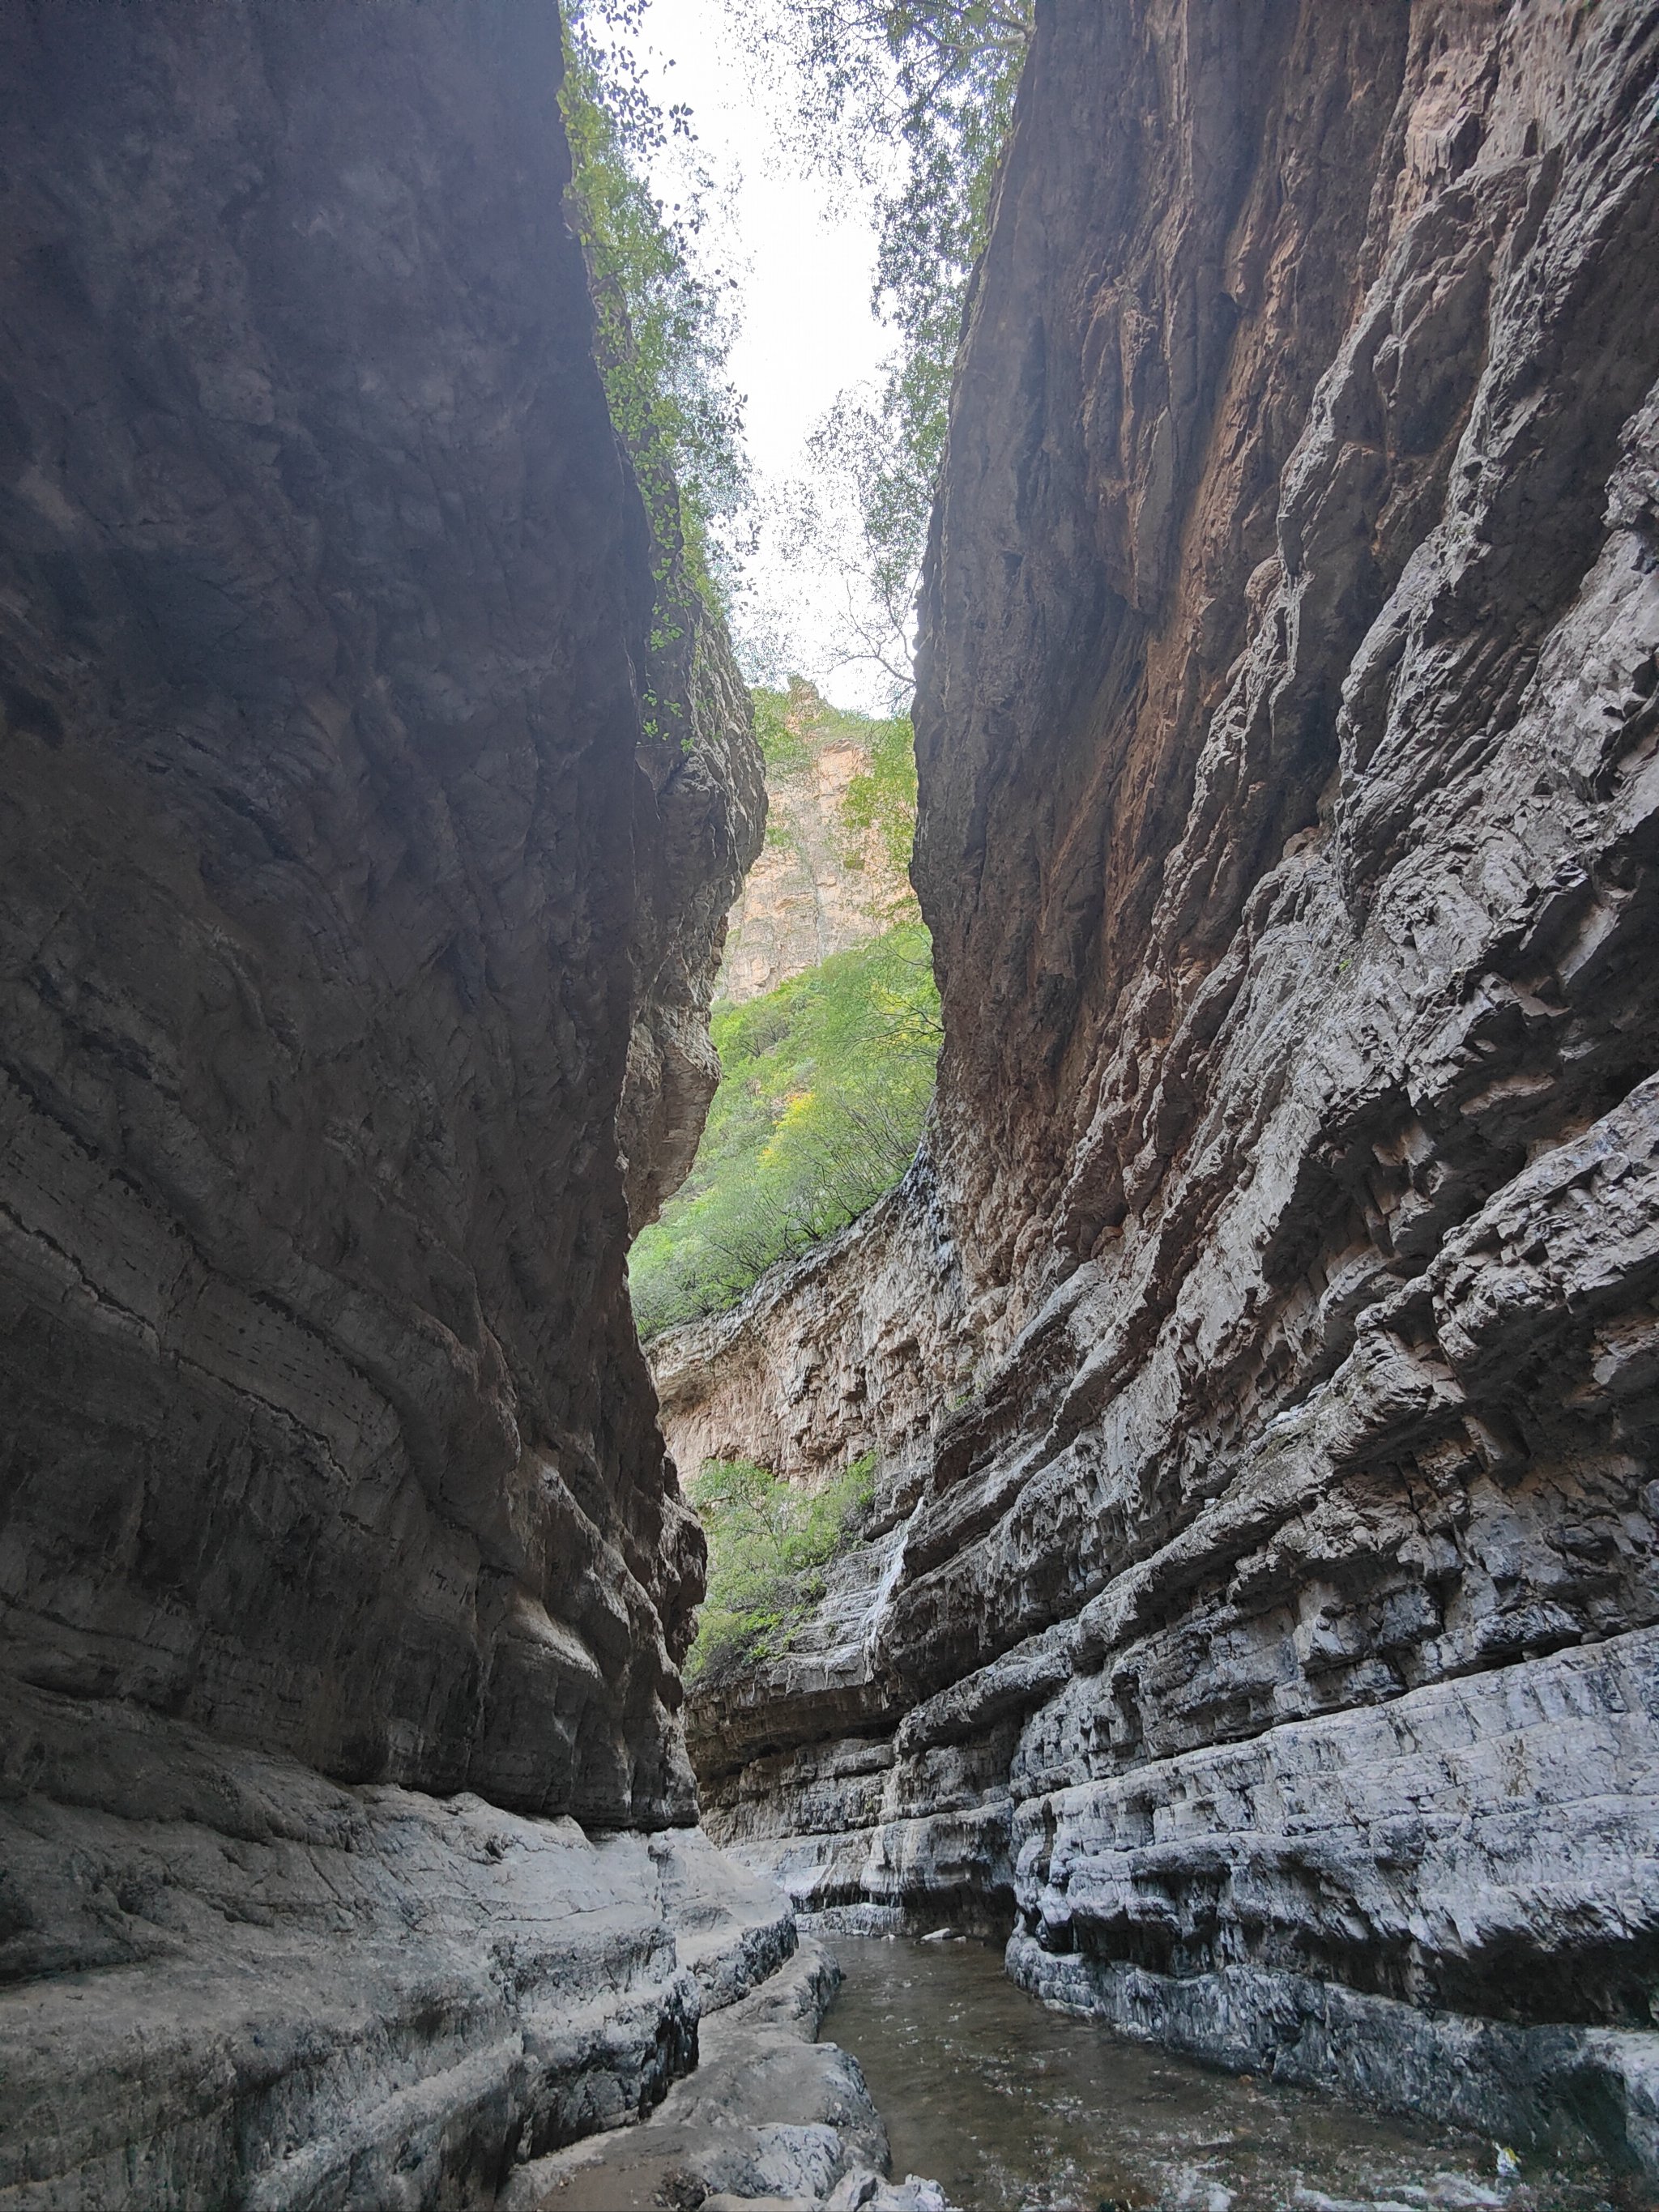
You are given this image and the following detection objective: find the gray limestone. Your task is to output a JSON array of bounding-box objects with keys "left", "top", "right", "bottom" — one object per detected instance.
[{"left": 677, "top": 0, "right": 1659, "bottom": 2171}]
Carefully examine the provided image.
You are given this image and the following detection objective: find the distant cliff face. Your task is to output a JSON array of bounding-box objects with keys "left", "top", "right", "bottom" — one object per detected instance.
[
  {"left": 653, "top": 1152, "right": 975, "bottom": 1493},
  {"left": 721, "top": 685, "right": 914, "bottom": 1004},
  {"left": 0, "top": 4, "right": 766, "bottom": 2200},
  {"left": 687, "top": 0, "right": 1659, "bottom": 2165}
]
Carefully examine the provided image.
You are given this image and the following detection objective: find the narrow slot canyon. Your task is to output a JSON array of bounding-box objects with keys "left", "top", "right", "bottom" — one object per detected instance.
[{"left": 1, "top": 3, "right": 1657, "bottom": 2210}]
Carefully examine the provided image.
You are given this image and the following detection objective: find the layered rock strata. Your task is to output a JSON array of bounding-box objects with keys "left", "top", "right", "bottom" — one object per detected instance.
[
  {"left": 0, "top": 1, "right": 761, "bottom": 2201},
  {"left": 1, "top": 1683, "right": 794, "bottom": 2210},
  {"left": 682, "top": 0, "right": 1659, "bottom": 2168},
  {"left": 653, "top": 1153, "right": 976, "bottom": 1492}
]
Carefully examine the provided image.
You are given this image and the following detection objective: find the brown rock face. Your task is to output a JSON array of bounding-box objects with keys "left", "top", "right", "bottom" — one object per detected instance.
[
  {"left": 0, "top": 4, "right": 762, "bottom": 2200},
  {"left": 689, "top": 0, "right": 1659, "bottom": 2162}
]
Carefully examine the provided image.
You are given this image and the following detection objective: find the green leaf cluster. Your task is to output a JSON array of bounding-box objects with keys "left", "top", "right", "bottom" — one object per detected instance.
[
  {"left": 687, "top": 1452, "right": 877, "bottom": 1681},
  {"left": 751, "top": 684, "right": 813, "bottom": 774},
  {"left": 560, "top": 6, "right": 748, "bottom": 620},
  {"left": 630, "top": 922, "right": 940, "bottom": 1338},
  {"left": 753, "top": 2, "right": 1032, "bottom": 677},
  {"left": 753, "top": 675, "right": 901, "bottom": 771},
  {"left": 841, "top": 707, "right": 919, "bottom": 886}
]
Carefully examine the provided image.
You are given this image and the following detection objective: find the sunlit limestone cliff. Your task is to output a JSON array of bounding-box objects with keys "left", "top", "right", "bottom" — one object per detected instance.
[{"left": 721, "top": 684, "right": 915, "bottom": 1005}]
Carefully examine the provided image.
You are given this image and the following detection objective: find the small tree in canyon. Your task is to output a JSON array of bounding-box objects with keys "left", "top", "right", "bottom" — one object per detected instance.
[{"left": 748, "top": 0, "right": 1033, "bottom": 693}]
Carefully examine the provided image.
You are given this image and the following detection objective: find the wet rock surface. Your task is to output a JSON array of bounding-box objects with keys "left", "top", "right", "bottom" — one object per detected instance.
[
  {"left": 823, "top": 1933, "right": 1629, "bottom": 2212},
  {"left": 686, "top": 0, "right": 1659, "bottom": 2168},
  {"left": 514, "top": 1941, "right": 915, "bottom": 2212},
  {"left": 0, "top": 1, "right": 760, "bottom": 2201}
]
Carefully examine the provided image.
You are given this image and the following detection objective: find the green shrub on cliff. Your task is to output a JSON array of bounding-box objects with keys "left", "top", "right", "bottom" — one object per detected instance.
[
  {"left": 687, "top": 1452, "right": 876, "bottom": 1680},
  {"left": 751, "top": 684, "right": 814, "bottom": 774},
  {"left": 560, "top": 6, "right": 748, "bottom": 619},
  {"left": 752, "top": 677, "right": 918, "bottom": 886},
  {"left": 629, "top": 922, "right": 940, "bottom": 1338}
]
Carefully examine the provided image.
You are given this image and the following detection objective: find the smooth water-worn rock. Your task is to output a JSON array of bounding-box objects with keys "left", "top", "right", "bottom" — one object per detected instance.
[
  {"left": 0, "top": 2, "right": 761, "bottom": 2201},
  {"left": 0, "top": 1683, "right": 795, "bottom": 2210},
  {"left": 510, "top": 1941, "right": 909, "bottom": 2212},
  {"left": 680, "top": 0, "right": 1659, "bottom": 2168}
]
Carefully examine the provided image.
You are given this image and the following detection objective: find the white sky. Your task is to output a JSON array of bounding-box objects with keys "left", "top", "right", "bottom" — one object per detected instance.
[{"left": 633, "top": 0, "right": 903, "bottom": 712}]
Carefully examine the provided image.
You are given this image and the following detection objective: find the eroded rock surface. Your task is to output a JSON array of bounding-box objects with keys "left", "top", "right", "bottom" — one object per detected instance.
[
  {"left": 0, "top": 0, "right": 702, "bottom": 1826},
  {"left": 509, "top": 1942, "right": 900, "bottom": 2212},
  {"left": 0, "top": 2, "right": 761, "bottom": 2201},
  {"left": 654, "top": 1153, "right": 976, "bottom": 1492},
  {"left": 0, "top": 1684, "right": 795, "bottom": 2210},
  {"left": 682, "top": 0, "right": 1659, "bottom": 2167},
  {"left": 622, "top": 611, "right": 766, "bottom": 1237}
]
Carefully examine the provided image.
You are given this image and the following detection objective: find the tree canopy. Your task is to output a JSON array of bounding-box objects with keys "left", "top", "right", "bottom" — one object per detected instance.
[
  {"left": 754, "top": 0, "right": 1032, "bottom": 689},
  {"left": 561, "top": 0, "right": 750, "bottom": 619},
  {"left": 561, "top": 0, "right": 1032, "bottom": 696}
]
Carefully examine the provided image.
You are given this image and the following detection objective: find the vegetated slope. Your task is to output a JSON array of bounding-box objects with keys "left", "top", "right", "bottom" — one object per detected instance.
[
  {"left": 685, "top": 1453, "right": 876, "bottom": 1684},
  {"left": 0, "top": 4, "right": 769, "bottom": 2202},
  {"left": 630, "top": 921, "right": 940, "bottom": 1339},
  {"left": 675, "top": 0, "right": 1659, "bottom": 2171}
]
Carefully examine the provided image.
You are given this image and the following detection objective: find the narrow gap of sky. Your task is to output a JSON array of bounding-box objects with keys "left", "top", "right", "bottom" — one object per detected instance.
[{"left": 634, "top": 0, "right": 901, "bottom": 713}]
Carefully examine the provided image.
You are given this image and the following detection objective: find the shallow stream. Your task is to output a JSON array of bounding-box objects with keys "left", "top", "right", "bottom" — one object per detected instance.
[{"left": 822, "top": 1935, "right": 1632, "bottom": 2212}]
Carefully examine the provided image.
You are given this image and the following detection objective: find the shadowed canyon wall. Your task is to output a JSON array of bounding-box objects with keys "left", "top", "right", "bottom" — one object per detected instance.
[
  {"left": 676, "top": 0, "right": 1659, "bottom": 2167},
  {"left": 0, "top": 3, "right": 771, "bottom": 2201}
]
